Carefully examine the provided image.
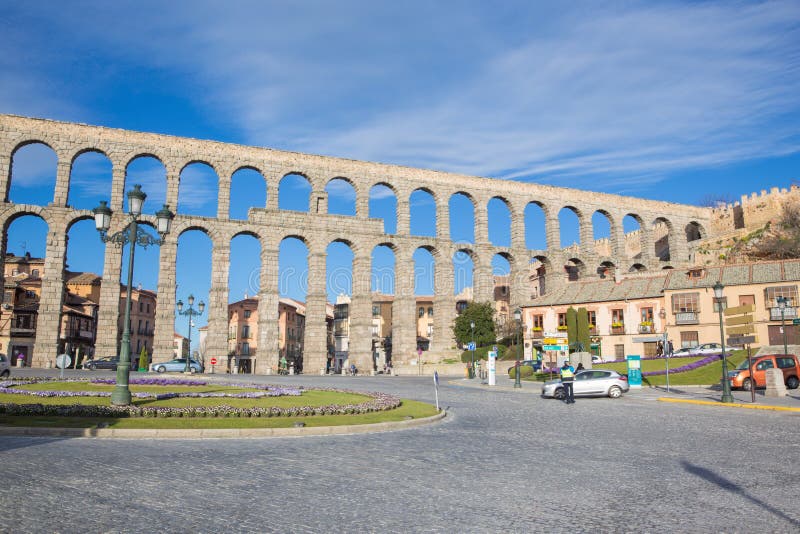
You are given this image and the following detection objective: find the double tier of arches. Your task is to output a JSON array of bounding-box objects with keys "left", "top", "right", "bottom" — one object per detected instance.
[{"left": 0, "top": 115, "right": 711, "bottom": 369}]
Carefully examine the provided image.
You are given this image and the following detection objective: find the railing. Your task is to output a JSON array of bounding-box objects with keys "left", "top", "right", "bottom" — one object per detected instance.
[
  {"left": 770, "top": 307, "right": 798, "bottom": 321},
  {"left": 675, "top": 312, "right": 699, "bottom": 325},
  {"left": 532, "top": 330, "right": 543, "bottom": 339},
  {"left": 10, "top": 327, "right": 36, "bottom": 335},
  {"left": 611, "top": 326, "right": 625, "bottom": 335}
]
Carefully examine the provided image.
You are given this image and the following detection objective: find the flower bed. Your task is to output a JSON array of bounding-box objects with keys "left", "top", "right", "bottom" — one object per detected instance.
[
  {"left": 0, "top": 379, "right": 401, "bottom": 418},
  {"left": 641, "top": 354, "right": 720, "bottom": 376}
]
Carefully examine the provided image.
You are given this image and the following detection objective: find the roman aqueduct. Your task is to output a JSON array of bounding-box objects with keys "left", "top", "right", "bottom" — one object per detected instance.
[{"left": 0, "top": 114, "right": 710, "bottom": 373}]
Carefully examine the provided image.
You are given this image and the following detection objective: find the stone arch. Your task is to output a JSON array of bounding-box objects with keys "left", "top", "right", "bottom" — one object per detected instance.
[
  {"left": 449, "top": 192, "right": 475, "bottom": 244},
  {"left": 488, "top": 196, "right": 512, "bottom": 247},
  {"left": 685, "top": 221, "right": 705, "bottom": 242},
  {"left": 592, "top": 210, "right": 614, "bottom": 255},
  {"left": 623, "top": 213, "right": 644, "bottom": 259},
  {"left": 652, "top": 216, "right": 674, "bottom": 261},
  {"left": 525, "top": 201, "right": 548, "bottom": 250},
  {"left": 229, "top": 232, "right": 262, "bottom": 302},
  {"left": 178, "top": 161, "right": 219, "bottom": 217},
  {"left": 326, "top": 177, "right": 357, "bottom": 216},
  {"left": 559, "top": 205, "right": 584, "bottom": 249},
  {"left": 124, "top": 156, "right": 168, "bottom": 214},
  {"left": 629, "top": 263, "right": 647, "bottom": 273},
  {"left": 371, "top": 242, "right": 396, "bottom": 295},
  {"left": 597, "top": 260, "right": 616, "bottom": 279},
  {"left": 564, "top": 257, "right": 586, "bottom": 282},
  {"left": 8, "top": 141, "right": 57, "bottom": 206},
  {"left": 453, "top": 247, "right": 476, "bottom": 299},
  {"left": 230, "top": 167, "right": 267, "bottom": 220},
  {"left": 369, "top": 183, "right": 398, "bottom": 234},
  {"left": 68, "top": 150, "right": 113, "bottom": 211},
  {"left": 327, "top": 239, "right": 355, "bottom": 300},
  {"left": 409, "top": 188, "right": 437, "bottom": 238},
  {"left": 279, "top": 173, "right": 312, "bottom": 212}
]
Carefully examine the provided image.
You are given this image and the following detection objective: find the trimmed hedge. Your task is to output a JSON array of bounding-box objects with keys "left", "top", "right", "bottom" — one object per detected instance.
[
  {"left": 460, "top": 345, "right": 507, "bottom": 363},
  {"left": 508, "top": 365, "right": 534, "bottom": 379}
]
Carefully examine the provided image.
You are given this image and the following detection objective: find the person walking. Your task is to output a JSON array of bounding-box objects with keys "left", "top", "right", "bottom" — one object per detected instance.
[{"left": 560, "top": 360, "right": 576, "bottom": 404}]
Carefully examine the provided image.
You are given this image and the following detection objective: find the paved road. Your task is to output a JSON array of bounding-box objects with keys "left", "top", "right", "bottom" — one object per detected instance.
[{"left": 2, "top": 371, "right": 799, "bottom": 533}]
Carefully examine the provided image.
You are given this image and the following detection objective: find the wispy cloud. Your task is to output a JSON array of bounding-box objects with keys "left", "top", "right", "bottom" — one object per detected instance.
[{"left": 2, "top": 1, "right": 799, "bottom": 199}]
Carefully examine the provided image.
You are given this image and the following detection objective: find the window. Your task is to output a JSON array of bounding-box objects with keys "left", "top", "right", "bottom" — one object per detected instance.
[
  {"left": 640, "top": 307, "right": 653, "bottom": 323},
  {"left": 145, "top": 320, "right": 149, "bottom": 333},
  {"left": 713, "top": 297, "right": 727, "bottom": 313},
  {"left": 242, "top": 342, "right": 250, "bottom": 356},
  {"left": 777, "top": 357, "right": 795, "bottom": 369},
  {"left": 612, "top": 309, "right": 624, "bottom": 326},
  {"left": 139, "top": 301, "right": 143, "bottom": 313},
  {"left": 242, "top": 325, "right": 250, "bottom": 338},
  {"left": 672, "top": 293, "right": 699, "bottom": 313},
  {"left": 533, "top": 314, "right": 544, "bottom": 329},
  {"left": 687, "top": 268, "right": 704, "bottom": 280},
  {"left": 147, "top": 303, "right": 150, "bottom": 313},
  {"left": 765, "top": 285, "right": 798, "bottom": 307},
  {"left": 755, "top": 359, "right": 774, "bottom": 371},
  {"left": 588, "top": 311, "right": 596, "bottom": 328},
  {"left": 371, "top": 325, "right": 379, "bottom": 336},
  {"left": 739, "top": 295, "right": 755, "bottom": 307},
  {"left": 244, "top": 310, "right": 251, "bottom": 319},
  {"left": 372, "top": 305, "right": 380, "bottom": 317},
  {"left": 11, "top": 269, "right": 18, "bottom": 276},
  {"left": 558, "top": 313, "right": 567, "bottom": 327},
  {"left": 31, "top": 269, "right": 39, "bottom": 278},
  {"left": 427, "top": 307, "right": 433, "bottom": 317},
  {"left": 680, "top": 331, "right": 699, "bottom": 348},
  {"left": 614, "top": 344, "right": 625, "bottom": 359},
  {"left": 418, "top": 307, "right": 424, "bottom": 318}
]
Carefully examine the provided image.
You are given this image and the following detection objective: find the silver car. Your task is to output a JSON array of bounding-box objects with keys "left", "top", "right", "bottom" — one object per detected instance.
[
  {"left": 541, "top": 370, "right": 630, "bottom": 399},
  {"left": 149, "top": 358, "right": 203, "bottom": 373}
]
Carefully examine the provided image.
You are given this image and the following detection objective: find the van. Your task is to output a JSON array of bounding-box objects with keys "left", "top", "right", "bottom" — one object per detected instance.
[{"left": 728, "top": 354, "right": 800, "bottom": 391}]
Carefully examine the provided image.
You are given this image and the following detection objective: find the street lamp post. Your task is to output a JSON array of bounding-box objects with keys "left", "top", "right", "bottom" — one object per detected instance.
[
  {"left": 514, "top": 308, "right": 522, "bottom": 388},
  {"left": 93, "top": 185, "right": 174, "bottom": 406},
  {"left": 777, "top": 296, "right": 790, "bottom": 357},
  {"left": 713, "top": 281, "right": 734, "bottom": 403},
  {"left": 470, "top": 321, "right": 475, "bottom": 379},
  {"left": 176, "top": 295, "right": 205, "bottom": 373}
]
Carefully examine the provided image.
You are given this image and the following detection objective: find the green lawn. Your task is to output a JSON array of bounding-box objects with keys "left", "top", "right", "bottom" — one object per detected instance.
[
  {"left": 525, "top": 350, "right": 749, "bottom": 386},
  {"left": 0, "top": 381, "right": 440, "bottom": 429},
  {"left": 0, "top": 400, "right": 438, "bottom": 429}
]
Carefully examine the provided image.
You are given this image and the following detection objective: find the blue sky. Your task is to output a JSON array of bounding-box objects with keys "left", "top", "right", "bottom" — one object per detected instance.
[{"left": 2, "top": 1, "right": 799, "bottom": 348}]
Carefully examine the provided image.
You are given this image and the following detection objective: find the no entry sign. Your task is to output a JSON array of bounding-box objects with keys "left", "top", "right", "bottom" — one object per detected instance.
[{"left": 210, "top": 357, "right": 218, "bottom": 365}]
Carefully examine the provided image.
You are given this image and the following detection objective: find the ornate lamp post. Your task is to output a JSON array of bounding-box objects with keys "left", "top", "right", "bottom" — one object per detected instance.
[
  {"left": 514, "top": 308, "right": 522, "bottom": 389},
  {"left": 93, "top": 185, "right": 174, "bottom": 406},
  {"left": 176, "top": 295, "right": 205, "bottom": 373},
  {"left": 470, "top": 321, "right": 475, "bottom": 379},
  {"left": 713, "top": 281, "right": 734, "bottom": 403},
  {"left": 777, "top": 296, "right": 790, "bottom": 357}
]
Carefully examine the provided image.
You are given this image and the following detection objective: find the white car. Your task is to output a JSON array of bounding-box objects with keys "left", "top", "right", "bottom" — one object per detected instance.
[
  {"left": 0, "top": 353, "right": 10, "bottom": 377},
  {"left": 692, "top": 343, "right": 723, "bottom": 355}
]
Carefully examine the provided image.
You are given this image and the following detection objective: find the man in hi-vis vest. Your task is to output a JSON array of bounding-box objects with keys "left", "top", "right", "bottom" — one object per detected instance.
[{"left": 560, "top": 360, "right": 575, "bottom": 404}]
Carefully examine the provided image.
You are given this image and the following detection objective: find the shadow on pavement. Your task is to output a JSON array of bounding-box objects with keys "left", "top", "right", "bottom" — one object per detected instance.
[{"left": 681, "top": 461, "right": 800, "bottom": 529}]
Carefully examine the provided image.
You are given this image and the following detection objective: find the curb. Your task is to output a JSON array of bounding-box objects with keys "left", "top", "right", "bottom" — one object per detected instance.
[
  {"left": 658, "top": 397, "right": 800, "bottom": 413},
  {"left": 0, "top": 410, "right": 447, "bottom": 439}
]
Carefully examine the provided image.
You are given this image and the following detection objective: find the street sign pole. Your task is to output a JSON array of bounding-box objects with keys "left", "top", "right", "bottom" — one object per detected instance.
[
  {"left": 664, "top": 330, "right": 670, "bottom": 393},
  {"left": 433, "top": 371, "right": 440, "bottom": 411}
]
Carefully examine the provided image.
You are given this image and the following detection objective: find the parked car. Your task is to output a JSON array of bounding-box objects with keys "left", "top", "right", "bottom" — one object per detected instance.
[
  {"left": 728, "top": 354, "right": 800, "bottom": 391},
  {"left": 541, "top": 369, "right": 630, "bottom": 399},
  {"left": 693, "top": 343, "right": 723, "bottom": 355},
  {"left": 149, "top": 358, "right": 203, "bottom": 374},
  {"left": 507, "top": 359, "right": 542, "bottom": 377},
  {"left": 0, "top": 353, "right": 10, "bottom": 377},
  {"left": 671, "top": 347, "right": 695, "bottom": 357},
  {"left": 84, "top": 356, "right": 120, "bottom": 371}
]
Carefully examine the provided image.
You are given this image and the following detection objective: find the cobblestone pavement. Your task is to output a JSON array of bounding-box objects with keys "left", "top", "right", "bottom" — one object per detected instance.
[{"left": 2, "top": 371, "right": 799, "bottom": 533}]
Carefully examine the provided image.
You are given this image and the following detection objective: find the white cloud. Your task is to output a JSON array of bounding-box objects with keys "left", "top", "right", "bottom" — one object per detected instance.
[{"left": 2, "top": 1, "right": 799, "bottom": 198}]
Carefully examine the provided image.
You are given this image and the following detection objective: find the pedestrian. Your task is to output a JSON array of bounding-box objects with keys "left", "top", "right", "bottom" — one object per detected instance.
[
  {"left": 575, "top": 362, "right": 585, "bottom": 372},
  {"left": 656, "top": 341, "right": 663, "bottom": 358},
  {"left": 560, "top": 360, "right": 576, "bottom": 404},
  {"left": 667, "top": 340, "right": 674, "bottom": 357}
]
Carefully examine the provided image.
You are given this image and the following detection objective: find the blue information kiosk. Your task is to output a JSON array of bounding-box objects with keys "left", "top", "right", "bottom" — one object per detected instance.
[{"left": 626, "top": 355, "right": 643, "bottom": 388}]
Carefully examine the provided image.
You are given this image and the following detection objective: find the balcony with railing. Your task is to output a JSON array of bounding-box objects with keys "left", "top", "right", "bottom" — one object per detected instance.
[
  {"left": 675, "top": 312, "right": 699, "bottom": 325},
  {"left": 532, "top": 329, "right": 543, "bottom": 339},
  {"left": 770, "top": 307, "right": 798, "bottom": 321},
  {"left": 638, "top": 324, "right": 654, "bottom": 334},
  {"left": 611, "top": 324, "right": 625, "bottom": 335}
]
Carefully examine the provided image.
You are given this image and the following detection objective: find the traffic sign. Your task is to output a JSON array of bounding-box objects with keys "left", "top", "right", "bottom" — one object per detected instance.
[
  {"left": 724, "top": 304, "right": 754, "bottom": 316},
  {"left": 727, "top": 335, "right": 757, "bottom": 346},
  {"left": 56, "top": 354, "right": 72, "bottom": 369},
  {"left": 794, "top": 318, "right": 800, "bottom": 326},
  {"left": 727, "top": 324, "right": 755, "bottom": 336},
  {"left": 467, "top": 342, "right": 476, "bottom": 351},
  {"left": 210, "top": 357, "right": 218, "bottom": 365},
  {"left": 725, "top": 314, "right": 753, "bottom": 326},
  {"left": 543, "top": 344, "right": 569, "bottom": 351}
]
